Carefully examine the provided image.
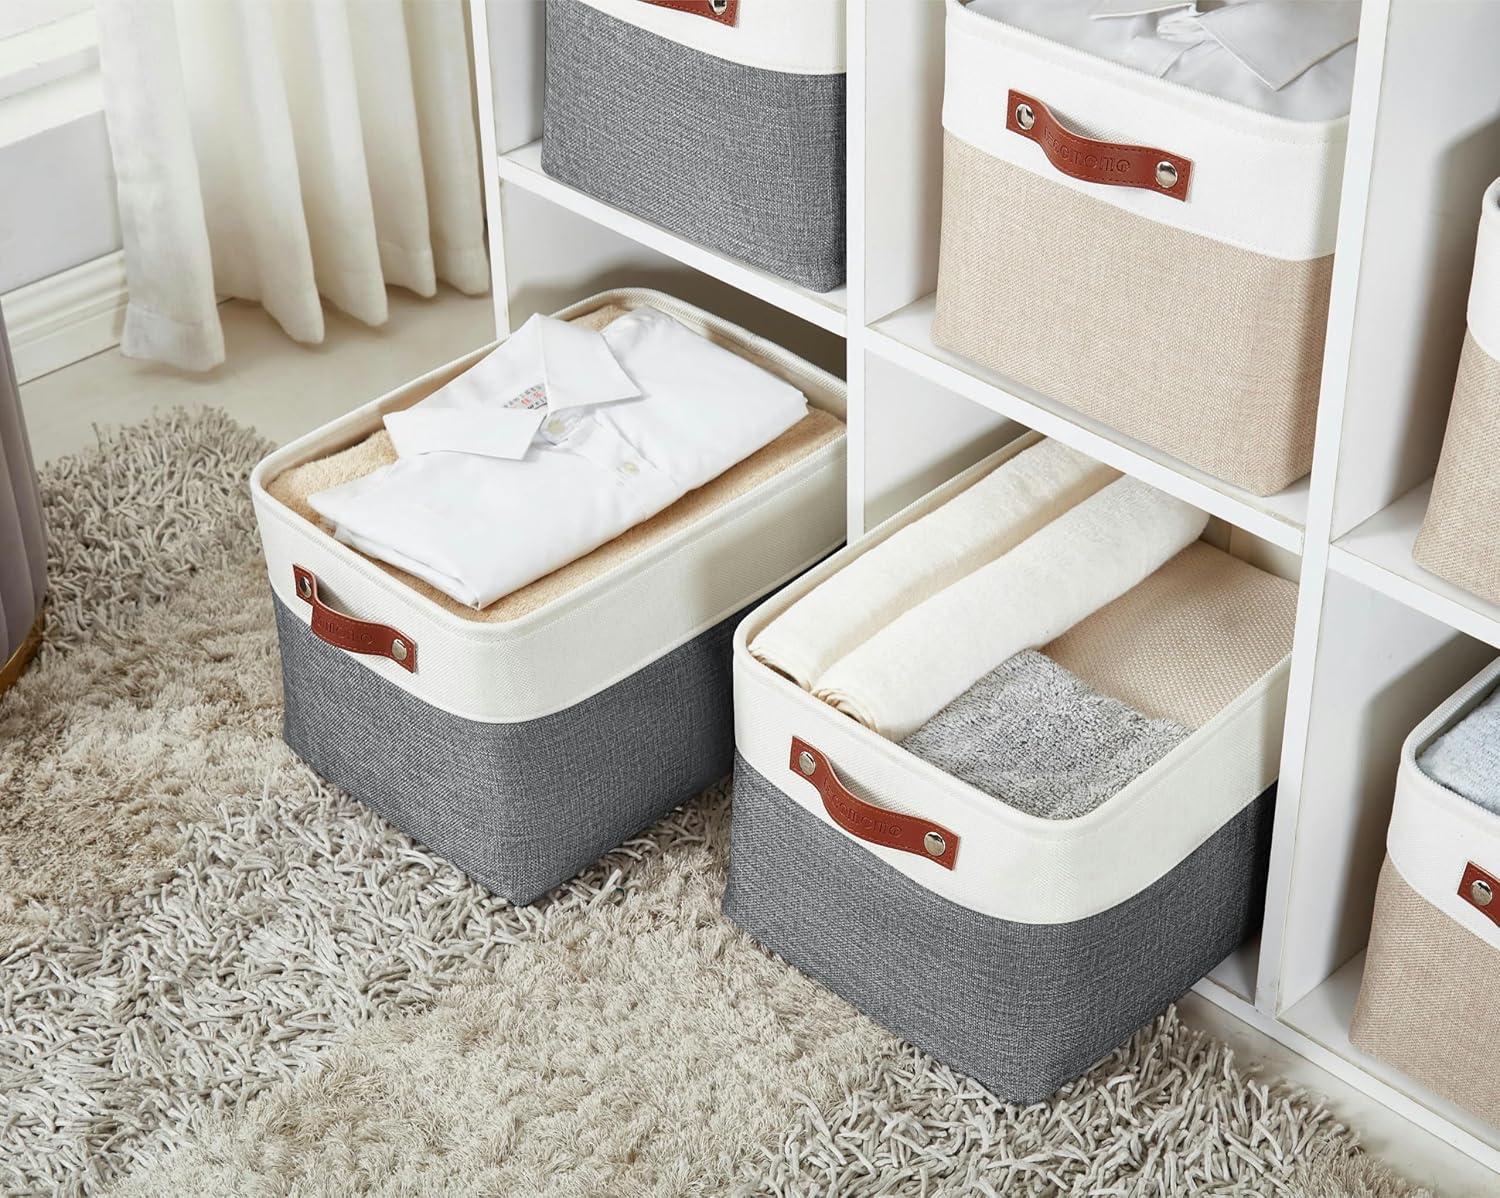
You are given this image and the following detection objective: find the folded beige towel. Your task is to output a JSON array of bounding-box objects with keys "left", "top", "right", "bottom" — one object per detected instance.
[
  {"left": 1044, "top": 541, "right": 1297, "bottom": 729},
  {"left": 814, "top": 476, "right": 1208, "bottom": 740},
  {"left": 269, "top": 410, "right": 843, "bottom": 624},
  {"left": 749, "top": 438, "right": 1115, "bottom": 686}
]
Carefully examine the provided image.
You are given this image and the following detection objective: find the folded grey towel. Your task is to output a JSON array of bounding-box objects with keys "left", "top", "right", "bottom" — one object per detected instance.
[
  {"left": 1418, "top": 687, "right": 1500, "bottom": 816},
  {"left": 901, "top": 650, "right": 1190, "bottom": 820}
]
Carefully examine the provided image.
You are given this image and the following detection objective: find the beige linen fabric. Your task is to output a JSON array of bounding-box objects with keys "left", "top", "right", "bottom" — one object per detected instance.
[
  {"left": 1351, "top": 855, "right": 1500, "bottom": 1122},
  {"left": 1044, "top": 541, "right": 1297, "bottom": 729},
  {"left": 1413, "top": 331, "right": 1500, "bottom": 602},
  {"left": 933, "top": 132, "right": 1331, "bottom": 496},
  {"left": 267, "top": 301, "right": 845, "bottom": 623}
]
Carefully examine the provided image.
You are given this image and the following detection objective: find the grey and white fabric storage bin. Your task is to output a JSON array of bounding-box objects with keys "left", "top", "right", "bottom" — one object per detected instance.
[
  {"left": 932, "top": 0, "right": 1356, "bottom": 496},
  {"left": 1414, "top": 179, "right": 1500, "bottom": 603},
  {"left": 725, "top": 434, "right": 1290, "bottom": 1101},
  {"left": 541, "top": 0, "right": 846, "bottom": 293},
  {"left": 251, "top": 289, "right": 847, "bottom": 905},
  {"left": 1352, "top": 657, "right": 1500, "bottom": 1125}
]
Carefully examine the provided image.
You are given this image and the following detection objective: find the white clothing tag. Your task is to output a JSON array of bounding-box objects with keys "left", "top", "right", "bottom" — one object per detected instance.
[{"left": 503, "top": 381, "right": 550, "bottom": 412}]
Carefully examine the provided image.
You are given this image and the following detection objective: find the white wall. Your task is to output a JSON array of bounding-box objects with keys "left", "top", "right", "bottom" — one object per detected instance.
[
  {"left": 0, "top": 8, "right": 120, "bottom": 295},
  {"left": 0, "top": 108, "right": 119, "bottom": 293}
]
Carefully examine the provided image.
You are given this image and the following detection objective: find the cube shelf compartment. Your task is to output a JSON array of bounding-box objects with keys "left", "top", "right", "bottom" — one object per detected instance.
[{"left": 471, "top": 0, "right": 1500, "bottom": 1176}]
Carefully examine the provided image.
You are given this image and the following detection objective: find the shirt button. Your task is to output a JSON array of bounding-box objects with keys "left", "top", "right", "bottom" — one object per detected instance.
[
  {"left": 619, "top": 461, "right": 640, "bottom": 477},
  {"left": 545, "top": 418, "right": 566, "bottom": 436}
]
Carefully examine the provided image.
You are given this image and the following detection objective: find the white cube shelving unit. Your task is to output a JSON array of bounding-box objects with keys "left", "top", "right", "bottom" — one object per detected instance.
[{"left": 472, "top": 0, "right": 1500, "bottom": 1176}]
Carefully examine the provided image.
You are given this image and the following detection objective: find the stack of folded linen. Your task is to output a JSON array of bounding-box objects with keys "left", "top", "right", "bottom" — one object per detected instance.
[
  {"left": 307, "top": 306, "right": 810, "bottom": 609},
  {"left": 748, "top": 436, "right": 1117, "bottom": 688},
  {"left": 752, "top": 439, "right": 1208, "bottom": 734},
  {"left": 899, "top": 541, "right": 1298, "bottom": 817},
  {"left": 812, "top": 472, "right": 1207, "bottom": 738},
  {"left": 749, "top": 438, "right": 1303, "bottom": 817}
]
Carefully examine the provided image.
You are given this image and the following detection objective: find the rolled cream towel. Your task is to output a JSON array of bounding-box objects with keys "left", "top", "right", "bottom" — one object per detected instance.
[
  {"left": 813, "top": 476, "right": 1209, "bottom": 740},
  {"left": 749, "top": 438, "right": 1115, "bottom": 686}
]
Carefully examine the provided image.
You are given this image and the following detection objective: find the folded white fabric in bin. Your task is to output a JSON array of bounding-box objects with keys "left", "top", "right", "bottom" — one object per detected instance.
[
  {"left": 748, "top": 438, "right": 1116, "bottom": 687},
  {"left": 813, "top": 475, "right": 1208, "bottom": 740},
  {"left": 308, "top": 308, "right": 807, "bottom": 607}
]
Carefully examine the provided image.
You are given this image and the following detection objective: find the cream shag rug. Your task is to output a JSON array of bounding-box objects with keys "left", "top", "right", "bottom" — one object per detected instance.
[{"left": 0, "top": 411, "right": 1432, "bottom": 1197}]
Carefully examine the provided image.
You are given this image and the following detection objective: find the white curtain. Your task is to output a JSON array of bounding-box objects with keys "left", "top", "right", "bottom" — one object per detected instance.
[{"left": 97, "top": 0, "right": 490, "bottom": 372}]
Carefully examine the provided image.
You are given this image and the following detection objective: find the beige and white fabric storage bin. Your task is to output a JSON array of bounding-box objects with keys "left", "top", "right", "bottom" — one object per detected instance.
[
  {"left": 932, "top": 0, "right": 1357, "bottom": 496},
  {"left": 251, "top": 289, "right": 847, "bottom": 905},
  {"left": 1352, "top": 657, "right": 1500, "bottom": 1124},
  {"left": 1414, "top": 179, "right": 1500, "bottom": 602},
  {"left": 725, "top": 432, "right": 1296, "bottom": 1101}
]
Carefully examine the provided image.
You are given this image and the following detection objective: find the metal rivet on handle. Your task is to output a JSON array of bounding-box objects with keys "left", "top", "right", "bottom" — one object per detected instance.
[
  {"left": 711, "top": 0, "right": 728, "bottom": 12},
  {"left": 390, "top": 638, "right": 409, "bottom": 663},
  {"left": 1015, "top": 102, "right": 1035, "bottom": 131},
  {"left": 1155, "top": 160, "right": 1179, "bottom": 190},
  {"left": 923, "top": 831, "right": 947, "bottom": 858},
  {"left": 297, "top": 575, "right": 312, "bottom": 599},
  {"left": 1473, "top": 878, "right": 1494, "bottom": 908},
  {"left": 797, "top": 750, "right": 817, "bottom": 777}
]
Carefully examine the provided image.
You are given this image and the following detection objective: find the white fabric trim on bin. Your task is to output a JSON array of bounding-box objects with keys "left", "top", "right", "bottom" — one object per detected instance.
[
  {"left": 1467, "top": 179, "right": 1500, "bottom": 362},
  {"left": 731, "top": 436, "right": 1288, "bottom": 926},
  {"left": 942, "top": 0, "right": 1348, "bottom": 261},
  {"left": 573, "top": 0, "right": 846, "bottom": 75},
  {"left": 1389, "top": 656, "right": 1500, "bottom": 951},
  {"left": 250, "top": 289, "right": 847, "bottom": 725}
]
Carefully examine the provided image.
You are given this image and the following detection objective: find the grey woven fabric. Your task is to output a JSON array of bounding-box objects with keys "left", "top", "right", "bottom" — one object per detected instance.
[
  {"left": 901, "top": 650, "right": 1190, "bottom": 820},
  {"left": 542, "top": 0, "right": 846, "bottom": 292},
  {"left": 724, "top": 754, "right": 1274, "bottom": 1103},
  {"left": 276, "top": 596, "right": 741, "bottom": 906},
  {"left": 1418, "top": 685, "right": 1500, "bottom": 816}
]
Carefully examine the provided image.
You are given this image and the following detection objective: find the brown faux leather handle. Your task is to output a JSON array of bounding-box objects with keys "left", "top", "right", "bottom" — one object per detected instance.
[
  {"left": 1459, "top": 861, "right": 1500, "bottom": 929},
  {"left": 1006, "top": 89, "right": 1192, "bottom": 202},
  {"left": 293, "top": 565, "right": 417, "bottom": 674},
  {"left": 635, "top": 0, "right": 738, "bottom": 25},
  {"left": 790, "top": 737, "right": 959, "bottom": 869}
]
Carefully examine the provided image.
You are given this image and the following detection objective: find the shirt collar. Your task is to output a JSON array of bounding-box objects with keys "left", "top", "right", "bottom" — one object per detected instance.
[
  {"left": 532, "top": 313, "right": 642, "bottom": 412},
  {"left": 1091, "top": 1, "right": 1360, "bottom": 91},
  {"left": 383, "top": 313, "right": 642, "bottom": 460}
]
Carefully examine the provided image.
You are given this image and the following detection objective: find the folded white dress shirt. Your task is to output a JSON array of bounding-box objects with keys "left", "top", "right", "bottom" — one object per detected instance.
[
  {"left": 970, "top": 0, "right": 1359, "bottom": 121},
  {"left": 309, "top": 308, "right": 808, "bottom": 608}
]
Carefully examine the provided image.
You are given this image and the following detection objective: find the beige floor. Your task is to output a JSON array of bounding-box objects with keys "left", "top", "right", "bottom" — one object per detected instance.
[
  {"left": 18, "top": 288, "right": 1500, "bottom": 1196},
  {"left": 21, "top": 286, "right": 496, "bottom": 465}
]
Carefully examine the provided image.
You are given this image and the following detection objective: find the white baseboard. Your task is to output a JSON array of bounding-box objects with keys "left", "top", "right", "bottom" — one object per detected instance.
[{"left": 1, "top": 250, "right": 127, "bottom": 384}]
